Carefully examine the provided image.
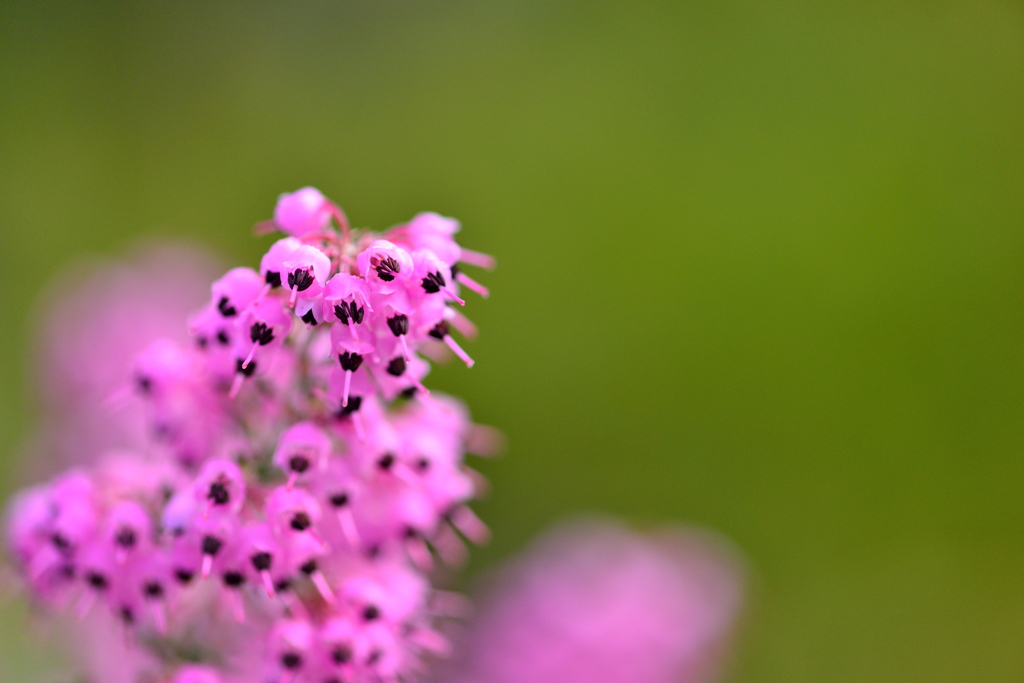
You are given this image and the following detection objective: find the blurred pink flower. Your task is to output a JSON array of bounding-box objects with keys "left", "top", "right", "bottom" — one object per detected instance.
[
  {"left": 444, "top": 518, "right": 745, "bottom": 683},
  {"left": 25, "top": 243, "right": 221, "bottom": 476}
]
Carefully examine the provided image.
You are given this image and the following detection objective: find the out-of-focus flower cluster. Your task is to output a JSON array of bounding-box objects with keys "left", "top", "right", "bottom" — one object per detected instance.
[
  {"left": 5, "top": 188, "right": 498, "bottom": 683},
  {"left": 442, "top": 519, "right": 745, "bottom": 683}
]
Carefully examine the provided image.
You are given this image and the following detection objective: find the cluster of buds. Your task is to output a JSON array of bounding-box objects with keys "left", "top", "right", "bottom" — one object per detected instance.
[{"left": 5, "top": 187, "right": 497, "bottom": 683}]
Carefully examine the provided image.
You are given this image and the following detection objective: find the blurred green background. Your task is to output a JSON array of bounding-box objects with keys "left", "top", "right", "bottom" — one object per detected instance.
[{"left": 2, "top": 0, "right": 1024, "bottom": 680}]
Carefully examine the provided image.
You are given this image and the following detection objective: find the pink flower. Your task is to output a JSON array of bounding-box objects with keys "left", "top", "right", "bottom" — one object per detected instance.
[
  {"left": 273, "top": 187, "right": 333, "bottom": 238},
  {"left": 445, "top": 519, "right": 745, "bottom": 683},
  {"left": 5, "top": 187, "right": 497, "bottom": 683},
  {"left": 29, "top": 244, "right": 220, "bottom": 473},
  {"left": 5, "top": 185, "right": 744, "bottom": 683}
]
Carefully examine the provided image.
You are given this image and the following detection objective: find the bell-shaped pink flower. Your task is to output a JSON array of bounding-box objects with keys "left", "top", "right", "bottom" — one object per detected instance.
[
  {"left": 322, "top": 272, "right": 373, "bottom": 335},
  {"left": 103, "top": 501, "right": 153, "bottom": 566},
  {"left": 357, "top": 240, "right": 414, "bottom": 295},
  {"left": 281, "top": 244, "right": 331, "bottom": 306},
  {"left": 268, "top": 618, "right": 316, "bottom": 683},
  {"left": 410, "top": 248, "right": 464, "bottom": 306},
  {"left": 273, "top": 422, "right": 333, "bottom": 489},
  {"left": 232, "top": 295, "right": 293, "bottom": 373},
  {"left": 273, "top": 187, "right": 332, "bottom": 238},
  {"left": 447, "top": 520, "right": 745, "bottom": 683},
  {"left": 193, "top": 459, "right": 247, "bottom": 519},
  {"left": 259, "top": 236, "right": 303, "bottom": 289},
  {"left": 210, "top": 267, "right": 264, "bottom": 318}
]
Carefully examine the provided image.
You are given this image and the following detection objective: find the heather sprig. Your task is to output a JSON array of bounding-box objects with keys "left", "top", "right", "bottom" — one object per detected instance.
[{"left": 5, "top": 187, "right": 497, "bottom": 683}]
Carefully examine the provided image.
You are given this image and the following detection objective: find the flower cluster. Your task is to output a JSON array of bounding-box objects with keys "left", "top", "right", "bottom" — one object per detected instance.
[{"left": 5, "top": 187, "right": 497, "bottom": 683}]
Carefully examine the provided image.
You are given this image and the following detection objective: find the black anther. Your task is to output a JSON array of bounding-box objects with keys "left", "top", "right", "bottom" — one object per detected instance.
[
  {"left": 236, "top": 358, "right": 257, "bottom": 377},
  {"left": 217, "top": 296, "right": 237, "bottom": 317},
  {"left": 251, "top": 552, "right": 272, "bottom": 571},
  {"left": 386, "top": 356, "right": 406, "bottom": 376},
  {"left": 290, "top": 512, "right": 312, "bottom": 531},
  {"left": 337, "top": 395, "right": 362, "bottom": 416},
  {"left": 421, "top": 270, "right": 446, "bottom": 294},
  {"left": 115, "top": 527, "right": 136, "bottom": 549},
  {"left": 87, "top": 572, "right": 108, "bottom": 590},
  {"left": 208, "top": 480, "right": 230, "bottom": 505},
  {"left": 288, "top": 268, "right": 315, "bottom": 292},
  {"left": 250, "top": 322, "right": 274, "bottom": 345},
  {"left": 372, "top": 255, "right": 401, "bottom": 281},
  {"left": 429, "top": 321, "right": 450, "bottom": 340},
  {"left": 387, "top": 314, "right": 409, "bottom": 336},
  {"left": 338, "top": 352, "right": 363, "bottom": 372},
  {"left": 202, "top": 535, "right": 223, "bottom": 556},
  {"left": 223, "top": 571, "right": 245, "bottom": 588}
]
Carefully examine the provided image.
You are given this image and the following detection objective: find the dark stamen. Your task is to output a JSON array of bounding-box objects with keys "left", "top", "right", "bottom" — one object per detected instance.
[
  {"left": 251, "top": 552, "right": 272, "bottom": 571},
  {"left": 144, "top": 581, "right": 164, "bottom": 599},
  {"left": 290, "top": 512, "right": 312, "bottom": 531},
  {"left": 429, "top": 320, "right": 450, "bottom": 340},
  {"left": 334, "top": 301, "right": 364, "bottom": 325},
  {"left": 250, "top": 322, "right": 274, "bottom": 346},
  {"left": 223, "top": 571, "right": 245, "bottom": 588},
  {"left": 175, "top": 569, "right": 194, "bottom": 584},
  {"left": 287, "top": 268, "right": 315, "bottom": 292},
  {"left": 378, "top": 453, "right": 395, "bottom": 470},
  {"left": 399, "top": 386, "right": 418, "bottom": 399},
  {"left": 329, "top": 492, "right": 349, "bottom": 508},
  {"left": 338, "top": 352, "right": 363, "bottom": 372},
  {"left": 202, "top": 535, "right": 223, "bottom": 556},
  {"left": 115, "top": 527, "right": 136, "bottom": 549},
  {"left": 421, "top": 270, "right": 446, "bottom": 294},
  {"left": 387, "top": 314, "right": 409, "bottom": 337},
  {"left": 281, "top": 653, "right": 302, "bottom": 670},
  {"left": 332, "top": 646, "right": 352, "bottom": 664},
  {"left": 362, "top": 604, "right": 380, "bottom": 621},
  {"left": 386, "top": 356, "right": 406, "bottom": 376},
  {"left": 300, "top": 309, "right": 318, "bottom": 325},
  {"left": 87, "top": 572, "right": 108, "bottom": 590},
  {"left": 337, "top": 395, "right": 362, "bottom": 416},
  {"left": 208, "top": 480, "right": 230, "bottom": 505},
  {"left": 265, "top": 271, "right": 282, "bottom": 288},
  {"left": 372, "top": 255, "right": 400, "bottom": 281},
  {"left": 217, "top": 296, "right": 237, "bottom": 317},
  {"left": 216, "top": 330, "right": 230, "bottom": 345},
  {"left": 236, "top": 358, "right": 257, "bottom": 377},
  {"left": 299, "top": 559, "right": 317, "bottom": 575}
]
